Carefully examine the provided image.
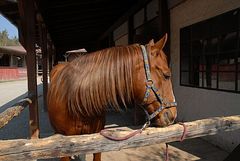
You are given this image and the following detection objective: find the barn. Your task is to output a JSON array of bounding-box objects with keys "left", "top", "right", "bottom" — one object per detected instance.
[
  {"left": 0, "top": 45, "right": 27, "bottom": 81},
  {"left": 98, "top": 0, "right": 240, "bottom": 152},
  {"left": 0, "top": 0, "right": 239, "bottom": 160},
  {"left": 169, "top": 0, "right": 240, "bottom": 152}
]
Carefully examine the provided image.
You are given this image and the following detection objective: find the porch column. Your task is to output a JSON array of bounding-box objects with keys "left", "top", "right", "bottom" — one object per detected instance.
[
  {"left": 48, "top": 43, "right": 54, "bottom": 71},
  {"left": 18, "top": 0, "right": 39, "bottom": 139}
]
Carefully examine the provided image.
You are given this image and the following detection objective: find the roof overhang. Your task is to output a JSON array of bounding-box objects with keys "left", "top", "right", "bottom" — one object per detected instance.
[{"left": 0, "top": 46, "right": 26, "bottom": 55}]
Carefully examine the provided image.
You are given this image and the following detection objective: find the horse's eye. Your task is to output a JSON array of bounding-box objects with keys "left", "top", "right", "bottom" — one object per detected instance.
[{"left": 163, "top": 72, "right": 171, "bottom": 80}]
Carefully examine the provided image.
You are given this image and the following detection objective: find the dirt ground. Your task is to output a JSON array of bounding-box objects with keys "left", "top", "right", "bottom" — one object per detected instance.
[{"left": 0, "top": 79, "right": 229, "bottom": 161}]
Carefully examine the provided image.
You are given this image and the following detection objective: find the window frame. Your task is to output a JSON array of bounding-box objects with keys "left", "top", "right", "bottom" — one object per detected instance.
[{"left": 180, "top": 8, "right": 240, "bottom": 94}]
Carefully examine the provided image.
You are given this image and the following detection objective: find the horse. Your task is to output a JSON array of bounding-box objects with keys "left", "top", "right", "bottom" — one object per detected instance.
[{"left": 47, "top": 33, "right": 177, "bottom": 161}]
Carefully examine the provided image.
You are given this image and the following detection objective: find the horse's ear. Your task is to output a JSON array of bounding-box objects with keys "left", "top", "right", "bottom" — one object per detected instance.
[
  {"left": 150, "top": 34, "right": 168, "bottom": 57},
  {"left": 149, "top": 39, "right": 154, "bottom": 47},
  {"left": 155, "top": 33, "right": 168, "bottom": 50}
]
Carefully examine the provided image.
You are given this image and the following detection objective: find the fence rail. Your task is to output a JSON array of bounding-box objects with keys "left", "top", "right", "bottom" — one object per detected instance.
[
  {"left": 0, "top": 115, "right": 239, "bottom": 160},
  {"left": 0, "top": 97, "right": 32, "bottom": 128}
]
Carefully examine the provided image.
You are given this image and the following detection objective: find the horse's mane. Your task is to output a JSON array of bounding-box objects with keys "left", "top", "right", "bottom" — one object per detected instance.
[{"left": 52, "top": 44, "right": 141, "bottom": 118}]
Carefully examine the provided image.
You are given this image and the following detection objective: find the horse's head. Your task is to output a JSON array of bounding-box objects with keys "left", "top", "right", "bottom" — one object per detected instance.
[{"left": 134, "top": 34, "right": 177, "bottom": 127}]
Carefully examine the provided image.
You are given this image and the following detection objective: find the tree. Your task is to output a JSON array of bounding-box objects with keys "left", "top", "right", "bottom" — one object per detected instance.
[
  {"left": 0, "top": 29, "right": 20, "bottom": 46},
  {"left": 0, "top": 29, "right": 9, "bottom": 46}
]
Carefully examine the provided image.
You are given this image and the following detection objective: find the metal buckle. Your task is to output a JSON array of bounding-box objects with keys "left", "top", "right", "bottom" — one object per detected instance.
[
  {"left": 141, "top": 121, "right": 150, "bottom": 130},
  {"left": 146, "top": 79, "right": 153, "bottom": 87}
]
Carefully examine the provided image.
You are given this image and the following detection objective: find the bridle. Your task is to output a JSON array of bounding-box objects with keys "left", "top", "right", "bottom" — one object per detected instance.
[{"left": 140, "top": 45, "right": 177, "bottom": 128}]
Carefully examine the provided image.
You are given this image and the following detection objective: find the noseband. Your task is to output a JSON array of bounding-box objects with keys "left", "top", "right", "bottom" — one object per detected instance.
[{"left": 140, "top": 45, "right": 177, "bottom": 127}]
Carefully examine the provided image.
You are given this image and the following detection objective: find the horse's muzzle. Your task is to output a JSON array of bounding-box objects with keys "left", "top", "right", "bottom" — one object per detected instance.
[{"left": 152, "top": 108, "right": 177, "bottom": 127}]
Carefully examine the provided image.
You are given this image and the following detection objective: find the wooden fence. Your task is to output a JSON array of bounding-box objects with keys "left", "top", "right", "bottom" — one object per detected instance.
[
  {"left": 0, "top": 115, "right": 239, "bottom": 160},
  {"left": 0, "top": 97, "right": 32, "bottom": 128},
  {"left": 0, "top": 67, "right": 27, "bottom": 81}
]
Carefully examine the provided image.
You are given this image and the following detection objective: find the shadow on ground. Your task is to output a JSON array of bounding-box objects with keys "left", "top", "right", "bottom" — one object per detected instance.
[{"left": 0, "top": 83, "right": 228, "bottom": 161}]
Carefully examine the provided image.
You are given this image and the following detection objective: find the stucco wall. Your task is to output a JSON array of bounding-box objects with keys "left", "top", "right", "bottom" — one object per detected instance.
[{"left": 170, "top": 0, "right": 240, "bottom": 152}]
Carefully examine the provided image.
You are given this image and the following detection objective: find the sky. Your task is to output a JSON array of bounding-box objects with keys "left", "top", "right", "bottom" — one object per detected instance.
[{"left": 0, "top": 14, "right": 18, "bottom": 38}]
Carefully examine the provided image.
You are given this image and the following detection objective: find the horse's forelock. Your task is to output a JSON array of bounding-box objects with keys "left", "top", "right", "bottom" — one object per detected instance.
[{"left": 54, "top": 44, "right": 140, "bottom": 118}]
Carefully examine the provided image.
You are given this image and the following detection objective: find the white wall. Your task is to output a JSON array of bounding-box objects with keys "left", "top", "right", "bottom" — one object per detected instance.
[{"left": 170, "top": 0, "right": 240, "bottom": 152}]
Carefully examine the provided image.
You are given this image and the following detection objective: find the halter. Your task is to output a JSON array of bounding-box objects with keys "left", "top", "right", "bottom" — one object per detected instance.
[{"left": 140, "top": 45, "right": 177, "bottom": 127}]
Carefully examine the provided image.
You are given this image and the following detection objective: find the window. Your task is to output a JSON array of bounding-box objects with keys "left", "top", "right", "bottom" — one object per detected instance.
[
  {"left": 180, "top": 8, "right": 240, "bottom": 93},
  {"left": 0, "top": 54, "right": 10, "bottom": 66}
]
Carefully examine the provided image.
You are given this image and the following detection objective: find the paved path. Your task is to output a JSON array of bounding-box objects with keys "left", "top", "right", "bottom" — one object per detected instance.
[
  {"left": 0, "top": 78, "right": 53, "bottom": 140},
  {"left": 0, "top": 79, "right": 229, "bottom": 161},
  {"left": 0, "top": 79, "right": 28, "bottom": 109}
]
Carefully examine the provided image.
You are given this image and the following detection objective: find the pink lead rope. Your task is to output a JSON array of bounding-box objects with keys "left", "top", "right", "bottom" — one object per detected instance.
[
  {"left": 100, "top": 122, "right": 187, "bottom": 161},
  {"left": 100, "top": 121, "right": 150, "bottom": 141},
  {"left": 165, "top": 122, "right": 187, "bottom": 161},
  {"left": 100, "top": 129, "right": 143, "bottom": 141}
]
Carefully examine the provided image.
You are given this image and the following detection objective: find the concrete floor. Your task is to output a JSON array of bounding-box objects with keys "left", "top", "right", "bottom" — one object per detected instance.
[{"left": 0, "top": 78, "right": 229, "bottom": 161}]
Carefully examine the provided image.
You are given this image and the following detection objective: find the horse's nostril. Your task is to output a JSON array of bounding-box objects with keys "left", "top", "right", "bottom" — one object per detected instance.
[
  {"left": 163, "top": 110, "right": 174, "bottom": 125},
  {"left": 153, "top": 109, "right": 176, "bottom": 127},
  {"left": 164, "top": 110, "right": 169, "bottom": 118}
]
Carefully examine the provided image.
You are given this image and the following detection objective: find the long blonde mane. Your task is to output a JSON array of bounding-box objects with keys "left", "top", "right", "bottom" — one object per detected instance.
[{"left": 50, "top": 44, "right": 141, "bottom": 118}]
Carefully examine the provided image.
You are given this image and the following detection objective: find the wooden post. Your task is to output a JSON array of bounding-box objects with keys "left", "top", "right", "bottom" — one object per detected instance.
[
  {"left": 48, "top": 42, "right": 53, "bottom": 72},
  {"left": 158, "top": 0, "right": 170, "bottom": 62},
  {"left": 18, "top": 0, "right": 39, "bottom": 139},
  {"left": 39, "top": 24, "right": 48, "bottom": 111},
  {"left": 0, "top": 115, "right": 239, "bottom": 160},
  {"left": 52, "top": 45, "right": 56, "bottom": 67}
]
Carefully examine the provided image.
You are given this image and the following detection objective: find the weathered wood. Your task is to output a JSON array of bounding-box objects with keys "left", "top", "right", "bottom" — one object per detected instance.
[
  {"left": 0, "top": 106, "right": 24, "bottom": 129},
  {"left": 0, "top": 115, "right": 239, "bottom": 160},
  {"left": 0, "top": 98, "right": 32, "bottom": 128},
  {"left": 18, "top": 0, "right": 40, "bottom": 139}
]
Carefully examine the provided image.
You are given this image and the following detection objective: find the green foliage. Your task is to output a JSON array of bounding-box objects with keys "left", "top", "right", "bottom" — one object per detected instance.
[{"left": 0, "top": 29, "right": 20, "bottom": 46}]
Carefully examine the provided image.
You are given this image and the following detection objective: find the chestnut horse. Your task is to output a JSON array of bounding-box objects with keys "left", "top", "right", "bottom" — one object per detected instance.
[{"left": 47, "top": 34, "right": 177, "bottom": 161}]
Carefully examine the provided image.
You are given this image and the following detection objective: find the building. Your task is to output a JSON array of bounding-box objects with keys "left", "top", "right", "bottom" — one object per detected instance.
[
  {"left": 0, "top": 0, "right": 239, "bottom": 154},
  {"left": 64, "top": 48, "right": 87, "bottom": 62},
  {"left": 99, "top": 0, "right": 240, "bottom": 153},
  {"left": 0, "top": 46, "right": 27, "bottom": 81},
  {"left": 170, "top": 0, "right": 240, "bottom": 152}
]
